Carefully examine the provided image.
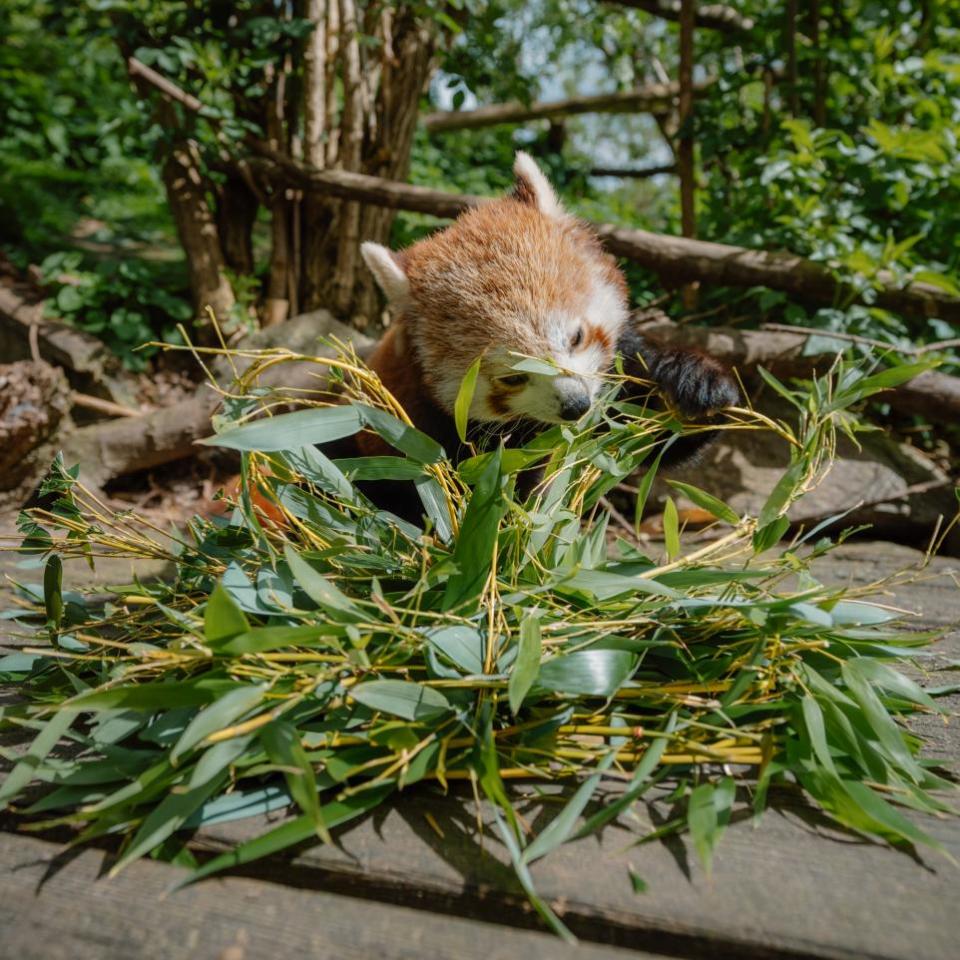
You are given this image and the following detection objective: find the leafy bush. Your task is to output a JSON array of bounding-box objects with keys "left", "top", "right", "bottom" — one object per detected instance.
[
  {"left": 39, "top": 252, "right": 190, "bottom": 370},
  {"left": 1, "top": 346, "right": 954, "bottom": 939}
]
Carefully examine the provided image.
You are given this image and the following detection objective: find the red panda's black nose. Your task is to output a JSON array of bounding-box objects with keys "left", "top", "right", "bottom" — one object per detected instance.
[{"left": 559, "top": 393, "right": 591, "bottom": 421}]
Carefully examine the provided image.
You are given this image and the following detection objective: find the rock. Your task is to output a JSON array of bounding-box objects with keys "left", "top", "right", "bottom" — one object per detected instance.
[{"left": 649, "top": 398, "right": 959, "bottom": 554}]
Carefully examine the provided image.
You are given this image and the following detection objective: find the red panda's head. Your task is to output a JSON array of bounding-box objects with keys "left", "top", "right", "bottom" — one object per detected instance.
[{"left": 360, "top": 152, "right": 629, "bottom": 425}]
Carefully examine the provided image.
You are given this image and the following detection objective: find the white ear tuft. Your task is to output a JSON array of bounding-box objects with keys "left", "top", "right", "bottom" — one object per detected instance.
[
  {"left": 513, "top": 151, "right": 563, "bottom": 218},
  {"left": 361, "top": 241, "right": 410, "bottom": 305}
]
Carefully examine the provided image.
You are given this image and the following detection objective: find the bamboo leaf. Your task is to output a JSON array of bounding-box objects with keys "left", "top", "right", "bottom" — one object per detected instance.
[
  {"left": 666, "top": 481, "right": 739, "bottom": 525},
  {"left": 178, "top": 785, "right": 393, "bottom": 887},
  {"left": 203, "top": 405, "right": 364, "bottom": 452},
  {"left": 43, "top": 555, "right": 63, "bottom": 628},
  {"left": 537, "top": 649, "right": 636, "bottom": 698},
  {"left": 261, "top": 720, "right": 329, "bottom": 842},
  {"left": 455, "top": 356, "right": 482, "bottom": 444},
  {"left": 663, "top": 496, "right": 680, "bottom": 559},
  {"left": 0, "top": 710, "right": 73, "bottom": 807},
  {"left": 350, "top": 680, "right": 452, "bottom": 721},
  {"left": 508, "top": 615, "right": 542, "bottom": 715},
  {"left": 284, "top": 544, "right": 365, "bottom": 622},
  {"left": 204, "top": 584, "right": 249, "bottom": 644},
  {"left": 170, "top": 684, "right": 267, "bottom": 764}
]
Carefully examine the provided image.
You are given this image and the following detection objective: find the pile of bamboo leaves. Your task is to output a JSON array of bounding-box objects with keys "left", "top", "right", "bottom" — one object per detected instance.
[{"left": 0, "top": 343, "right": 956, "bottom": 940}]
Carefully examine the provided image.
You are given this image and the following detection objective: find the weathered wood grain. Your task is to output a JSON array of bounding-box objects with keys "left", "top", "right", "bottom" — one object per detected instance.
[{"left": 0, "top": 831, "right": 656, "bottom": 960}]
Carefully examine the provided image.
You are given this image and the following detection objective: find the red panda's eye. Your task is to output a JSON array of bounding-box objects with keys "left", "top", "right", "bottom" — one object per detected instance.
[
  {"left": 498, "top": 373, "right": 529, "bottom": 387},
  {"left": 570, "top": 326, "right": 584, "bottom": 349}
]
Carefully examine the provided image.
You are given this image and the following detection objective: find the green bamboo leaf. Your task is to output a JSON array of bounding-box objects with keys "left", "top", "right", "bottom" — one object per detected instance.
[
  {"left": 841, "top": 661, "right": 927, "bottom": 783},
  {"left": 188, "top": 735, "right": 253, "bottom": 789},
  {"left": 424, "top": 625, "right": 485, "bottom": 675},
  {"left": 752, "top": 515, "right": 790, "bottom": 552},
  {"left": 845, "top": 658, "right": 943, "bottom": 713},
  {"left": 178, "top": 785, "right": 393, "bottom": 887},
  {"left": 218, "top": 625, "right": 337, "bottom": 656},
  {"left": 0, "top": 710, "right": 73, "bottom": 807},
  {"left": 204, "top": 584, "right": 249, "bottom": 644},
  {"left": 666, "top": 481, "right": 739, "bottom": 525},
  {"left": 61, "top": 679, "right": 239, "bottom": 712},
  {"left": 356, "top": 404, "right": 444, "bottom": 463},
  {"left": 537, "top": 649, "right": 637, "bottom": 698},
  {"left": 522, "top": 747, "right": 618, "bottom": 864},
  {"left": 758, "top": 462, "right": 804, "bottom": 528},
  {"left": 261, "top": 720, "right": 329, "bottom": 842},
  {"left": 687, "top": 777, "right": 735, "bottom": 875},
  {"left": 633, "top": 448, "right": 666, "bottom": 527},
  {"left": 284, "top": 544, "right": 364, "bottom": 622},
  {"left": 849, "top": 362, "right": 934, "bottom": 399},
  {"left": 202, "top": 406, "right": 364, "bottom": 452},
  {"left": 663, "top": 496, "right": 680, "bottom": 560},
  {"left": 442, "top": 446, "right": 506, "bottom": 611},
  {"left": 110, "top": 771, "right": 229, "bottom": 875},
  {"left": 43, "top": 554, "right": 63, "bottom": 628},
  {"left": 455, "top": 356, "right": 482, "bottom": 444},
  {"left": 415, "top": 476, "right": 454, "bottom": 541},
  {"left": 508, "top": 615, "right": 542, "bottom": 715},
  {"left": 350, "top": 679, "right": 452, "bottom": 721},
  {"left": 334, "top": 456, "right": 425, "bottom": 481},
  {"left": 170, "top": 684, "right": 267, "bottom": 765}
]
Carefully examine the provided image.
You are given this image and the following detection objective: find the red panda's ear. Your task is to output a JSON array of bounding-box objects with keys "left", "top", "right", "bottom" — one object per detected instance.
[
  {"left": 361, "top": 242, "right": 410, "bottom": 305},
  {"left": 512, "top": 151, "right": 563, "bottom": 218}
]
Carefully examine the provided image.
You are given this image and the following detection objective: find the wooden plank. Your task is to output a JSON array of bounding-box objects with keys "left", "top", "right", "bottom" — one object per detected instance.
[
  {"left": 0, "top": 831, "right": 657, "bottom": 960},
  {"left": 3, "top": 541, "right": 959, "bottom": 959},
  {"left": 197, "top": 545, "right": 960, "bottom": 960},
  {"left": 201, "top": 769, "right": 960, "bottom": 960}
]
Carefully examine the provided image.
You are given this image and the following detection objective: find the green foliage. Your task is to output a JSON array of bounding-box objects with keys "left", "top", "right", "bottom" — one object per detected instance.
[
  {"left": 38, "top": 252, "right": 189, "bottom": 370},
  {"left": 2, "top": 347, "right": 955, "bottom": 937}
]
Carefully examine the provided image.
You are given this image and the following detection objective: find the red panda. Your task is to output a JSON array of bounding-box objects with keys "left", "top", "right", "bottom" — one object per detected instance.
[
  {"left": 218, "top": 153, "right": 738, "bottom": 525},
  {"left": 355, "top": 152, "right": 738, "bottom": 476}
]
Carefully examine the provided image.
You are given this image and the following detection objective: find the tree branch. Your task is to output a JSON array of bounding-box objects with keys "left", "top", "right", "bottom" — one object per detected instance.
[
  {"left": 421, "top": 81, "right": 710, "bottom": 133},
  {"left": 590, "top": 163, "right": 677, "bottom": 178},
  {"left": 125, "top": 57, "right": 960, "bottom": 324},
  {"left": 608, "top": 0, "right": 754, "bottom": 33}
]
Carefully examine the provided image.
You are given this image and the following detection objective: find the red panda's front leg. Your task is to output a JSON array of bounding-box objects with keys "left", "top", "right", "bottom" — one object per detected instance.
[{"left": 615, "top": 328, "right": 740, "bottom": 466}]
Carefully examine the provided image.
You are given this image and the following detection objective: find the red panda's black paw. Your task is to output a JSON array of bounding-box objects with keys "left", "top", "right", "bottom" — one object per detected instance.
[
  {"left": 667, "top": 360, "right": 740, "bottom": 418},
  {"left": 646, "top": 349, "right": 740, "bottom": 419}
]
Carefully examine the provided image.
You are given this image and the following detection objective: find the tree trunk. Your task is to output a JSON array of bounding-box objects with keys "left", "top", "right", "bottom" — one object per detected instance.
[
  {"left": 216, "top": 172, "right": 258, "bottom": 276},
  {"left": 677, "top": 0, "right": 698, "bottom": 310},
  {"left": 159, "top": 119, "right": 236, "bottom": 343},
  {"left": 298, "top": 6, "right": 440, "bottom": 330}
]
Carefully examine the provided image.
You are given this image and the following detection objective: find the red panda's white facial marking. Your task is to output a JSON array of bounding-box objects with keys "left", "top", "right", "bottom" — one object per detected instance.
[{"left": 361, "top": 153, "right": 629, "bottom": 426}]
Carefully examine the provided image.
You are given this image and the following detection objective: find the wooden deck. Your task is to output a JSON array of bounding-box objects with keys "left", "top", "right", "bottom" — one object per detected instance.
[{"left": 2, "top": 537, "right": 959, "bottom": 960}]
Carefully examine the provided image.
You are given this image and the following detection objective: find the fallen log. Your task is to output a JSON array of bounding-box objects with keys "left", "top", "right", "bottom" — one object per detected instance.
[
  {"left": 58, "top": 311, "right": 373, "bottom": 489},
  {"left": 0, "top": 286, "right": 139, "bottom": 407},
  {"left": 635, "top": 312, "right": 960, "bottom": 422}
]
